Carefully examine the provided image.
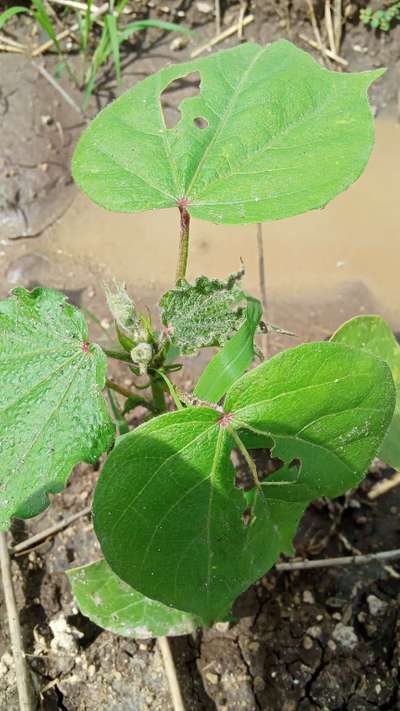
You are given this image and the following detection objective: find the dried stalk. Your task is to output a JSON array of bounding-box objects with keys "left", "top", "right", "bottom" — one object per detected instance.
[
  {"left": 158, "top": 636, "right": 185, "bottom": 711},
  {"left": 276, "top": 548, "right": 400, "bottom": 571},
  {"left": 368, "top": 470, "right": 400, "bottom": 500},
  {"left": 299, "top": 33, "right": 348, "bottom": 66},
  {"left": 324, "top": 0, "right": 336, "bottom": 54},
  {"left": 10, "top": 506, "right": 92, "bottom": 555},
  {"left": 191, "top": 14, "right": 254, "bottom": 58},
  {"left": 0, "top": 532, "right": 34, "bottom": 710}
]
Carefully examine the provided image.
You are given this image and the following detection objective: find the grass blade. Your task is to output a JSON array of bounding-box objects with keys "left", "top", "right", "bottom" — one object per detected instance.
[
  {"left": 0, "top": 7, "right": 30, "bottom": 30},
  {"left": 105, "top": 13, "right": 120, "bottom": 82},
  {"left": 118, "top": 19, "right": 193, "bottom": 44}
]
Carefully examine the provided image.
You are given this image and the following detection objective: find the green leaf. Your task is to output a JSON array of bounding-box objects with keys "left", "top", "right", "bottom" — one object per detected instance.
[
  {"left": 0, "top": 7, "right": 30, "bottom": 30},
  {"left": 160, "top": 268, "right": 246, "bottom": 355},
  {"left": 0, "top": 288, "right": 114, "bottom": 530},
  {"left": 332, "top": 315, "right": 400, "bottom": 468},
  {"left": 93, "top": 342, "right": 394, "bottom": 622},
  {"left": 67, "top": 560, "right": 201, "bottom": 638},
  {"left": 194, "top": 296, "right": 262, "bottom": 403},
  {"left": 72, "top": 40, "right": 382, "bottom": 225}
]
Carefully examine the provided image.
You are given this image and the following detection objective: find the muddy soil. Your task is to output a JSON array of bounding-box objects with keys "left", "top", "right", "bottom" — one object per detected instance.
[{"left": 1, "top": 2, "right": 400, "bottom": 710}]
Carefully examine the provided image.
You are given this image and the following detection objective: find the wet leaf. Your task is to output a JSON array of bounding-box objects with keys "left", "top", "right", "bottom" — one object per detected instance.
[
  {"left": 160, "top": 268, "right": 246, "bottom": 355},
  {"left": 72, "top": 40, "right": 381, "bottom": 224},
  {"left": 332, "top": 315, "right": 400, "bottom": 468},
  {"left": 194, "top": 296, "right": 262, "bottom": 403},
  {"left": 94, "top": 342, "right": 394, "bottom": 622},
  {"left": 67, "top": 560, "right": 201, "bottom": 638},
  {"left": 0, "top": 288, "right": 114, "bottom": 530}
]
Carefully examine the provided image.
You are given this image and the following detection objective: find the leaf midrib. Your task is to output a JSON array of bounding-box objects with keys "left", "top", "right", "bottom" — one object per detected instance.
[{"left": 185, "top": 45, "right": 266, "bottom": 198}]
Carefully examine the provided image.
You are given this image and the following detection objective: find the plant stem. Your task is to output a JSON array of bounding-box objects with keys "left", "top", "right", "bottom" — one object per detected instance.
[
  {"left": 0, "top": 532, "right": 34, "bottom": 711},
  {"left": 256, "top": 222, "right": 269, "bottom": 356},
  {"left": 151, "top": 377, "right": 167, "bottom": 413},
  {"left": 106, "top": 379, "right": 138, "bottom": 399},
  {"left": 175, "top": 206, "right": 190, "bottom": 283}
]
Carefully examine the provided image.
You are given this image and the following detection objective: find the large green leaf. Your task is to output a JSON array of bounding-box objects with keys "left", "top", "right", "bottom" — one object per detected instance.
[
  {"left": 72, "top": 40, "right": 381, "bottom": 224},
  {"left": 93, "top": 342, "right": 394, "bottom": 622},
  {"left": 160, "top": 269, "right": 246, "bottom": 355},
  {"left": 194, "top": 296, "right": 262, "bottom": 403},
  {"left": 332, "top": 315, "right": 400, "bottom": 468},
  {"left": 67, "top": 560, "right": 201, "bottom": 638},
  {"left": 0, "top": 288, "right": 114, "bottom": 530}
]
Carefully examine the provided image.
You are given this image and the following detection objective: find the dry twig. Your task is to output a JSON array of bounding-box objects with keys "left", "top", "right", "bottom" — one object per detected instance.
[
  {"left": 276, "top": 548, "right": 400, "bottom": 571},
  {"left": 32, "top": 60, "right": 83, "bottom": 116},
  {"left": 299, "top": 33, "right": 348, "bottom": 66},
  {"left": 305, "top": 0, "right": 328, "bottom": 66},
  {"left": 10, "top": 505, "right": 92, "bottom": 555},
  {"left": 368, "top": 470, "right": 400, "bottom": 500},
  {"left": 158, "top": 636, "right": 186, "bottom": 711},
  {"left": 190, "top": 14, "right": 254, "bottom": 58},
  {"left": 324, "top": 0, "right": 336, "bottom": 54},
  {"left": 31, "top": 1, "right": 109, "bottom": 56},
  {"left": 333, "top": 0, "right": 343, "bottom": 52},
  {"left": 214, "top": 0, "right": 221, "bottom": 35},
  {"left": 0, "top": 532, "right": 34, "bottom": 711}
]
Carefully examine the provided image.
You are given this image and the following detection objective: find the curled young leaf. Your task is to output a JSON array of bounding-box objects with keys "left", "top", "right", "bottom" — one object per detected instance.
[
  {"left": 72, "top": 40, "right": 382, "bottom": 224},
  {"left": 0, "top": 288, "right": 114, "bottom": 530},
  {"left": 67, "top": 560, "right": 201, "bottom": 638},
  {"left": 93, "top": 342, "right": 394, "bottom": 622},
  {"left": 332, "top": 315, "right": 400, "bottom": 469},
  {"left": 160, "top": 268, "right": 246, "bottom": 355}
]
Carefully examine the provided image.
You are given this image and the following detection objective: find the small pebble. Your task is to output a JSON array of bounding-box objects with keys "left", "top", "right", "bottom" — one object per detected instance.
[
  {"left": 206, "top": 672, "right": 219, "bottom": 685},
  {"left": 196, "top": 1, "right": 212, "bottom": 12},
  {"left": 332, "top": 623, "right": 358, "bottom": 650},
  {"left": 367, "top": 594, "right": 388, "bottom": 616},
  {"left": 303, "top": 635, "right": 313, "bottom": 650},
  {"left": 302, "top": 590, "right": 315, "bottom": 604},
  {"left": 306, "top": 625, "right": 322, "bottom": 640}
]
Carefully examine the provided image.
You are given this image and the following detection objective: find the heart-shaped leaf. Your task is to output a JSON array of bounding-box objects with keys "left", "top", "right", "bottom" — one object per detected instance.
[
  {"left": 0, "top": 288, "right": 114, "bottom": 530},
  {"left": 93, "top": 342, "right": 394, "bottom": 622},
  {"left": 72, "top": 40, "right": 381, "bottom": 224},
  {"left": 332, "top": 315, "right": 400, "bottom": 468},
  {"left": 67, "top": 560, "right": 201, "bottom": 638}
]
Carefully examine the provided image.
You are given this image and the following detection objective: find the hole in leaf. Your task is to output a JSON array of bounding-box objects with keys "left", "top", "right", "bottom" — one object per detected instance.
[
  {"left": 289, "top": 457, "right": 301, "bottom": 472},
  {"left": 193, "top": 116, "right": 208, "bottom": 129},
  {"left": 231, "top": 448, "right": 284, "bottom": 492},
  {"left": 242, "top": 507, "right": 252, "bottom": 528},
  {"left": 160, "top": 71, "right": 201, "bottom": 129}
]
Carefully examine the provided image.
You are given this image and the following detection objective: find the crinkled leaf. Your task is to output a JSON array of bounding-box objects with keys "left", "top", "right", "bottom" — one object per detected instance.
[
  {"left": 94, "top": 342, "right": 394, "bottom": 622},
  {"left": 0, "top": 288, "right": 114, "bottom": 530},
  {"left": 160, "top": 269, "right": 246, "bottom": 355},
  {"left": 72, "top": 40, "right": 382, "bottom": 224},
  {"left": 332, "top": 315, "right": 400, "bottom": 468},
  {"left": 67, "top": 560, "right": 201, "bottom": 638},
  {"left": 194, "top": 296, "right": 262, "bottom": 403}
]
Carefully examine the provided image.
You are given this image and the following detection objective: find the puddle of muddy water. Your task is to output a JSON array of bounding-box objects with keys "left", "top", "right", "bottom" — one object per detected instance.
[{"left": 4, "top": 118, "right": 400, "bottom": 338}]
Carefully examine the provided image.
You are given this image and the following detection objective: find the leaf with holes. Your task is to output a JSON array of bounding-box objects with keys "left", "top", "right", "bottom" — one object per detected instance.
[
  {"left": 0, "top": 288, "right": 115, "bottom": 530},
  {"left": 67, "top": 560, "right": 202, "bottom": 638},
  {"left": 72, "top": 40, "right": 382, "bottom": 224},
  {"left": 160, "top": 268, "right": 247, "bottom": 355},
  {"left": 93, "top": 341, "right": 394, "bottom": 622},
  {"left": 332, "top": 315, "right": 400, "bottom": 468}
]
